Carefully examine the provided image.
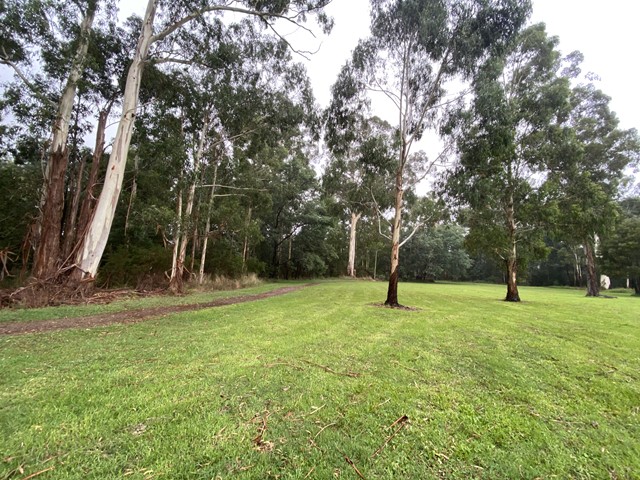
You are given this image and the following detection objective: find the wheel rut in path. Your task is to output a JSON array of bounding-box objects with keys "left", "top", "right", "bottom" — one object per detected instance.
[{"left": 0, "top": 284, "right": 317, "bottom": 336}]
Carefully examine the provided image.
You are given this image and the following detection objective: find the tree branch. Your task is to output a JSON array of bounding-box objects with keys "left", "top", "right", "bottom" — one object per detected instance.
[
  {"left": 151, "top": 3, "right": 321, "bottom": 45},
  {"left": 371, "top": 189, "right": 392, "bottom": 240},
  {"left": 0, "top": 47, "right": 57, "bottom": 108},
  {"left": 399, "top": 220, "right": 424, "bottom": 248}
]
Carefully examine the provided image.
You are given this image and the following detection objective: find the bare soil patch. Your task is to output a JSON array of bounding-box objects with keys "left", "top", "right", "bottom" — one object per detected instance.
[
  {"left": 369, "top": 302, "right": 421, "bottom": 311},
  {"left": 0, "top": 284, "right": 316, "bottom": 336}
]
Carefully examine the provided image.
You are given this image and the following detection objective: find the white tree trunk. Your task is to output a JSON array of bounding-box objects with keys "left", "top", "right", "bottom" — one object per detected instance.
[
  {"left": 33, "top": 4, "right": 96, "bottom": 279},
  {"left": 170, "top": 187, "right": 183, "bottom": 291},
  {"left": 171, "top": 112, "right": 210, "bottom": 289},
  {"left": 198, "top": 163, "right": 218, "bottom": 284},
  {"left": 241, "top": 205, "right": 252, "bottom": 275},
  {"left": 347, "top": 211, "right": 361, "bottom": 277},
  {"left": 73, "top": 0, "right": 157, "bottom": 281}
]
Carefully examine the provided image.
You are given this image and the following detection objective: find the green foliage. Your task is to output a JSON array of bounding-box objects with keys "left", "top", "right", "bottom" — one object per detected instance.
[
  {"left": 2, "top": 282, "right": 639, "bottom": 478},
  {"left": 400, "top": 223, "right": 471, "bottom": 281},
  {"left": 601, "top": 200, "right": 640, "bottom": 293},
  {"left": 447, "top": 23, "right": 569, "bottom": 279},
  {"left": 549, "top": 83, "right": 640, "bottom": 244},
  {"left": 99, "top": 245, "right": 173, "bottom": 288},
  {"left": 0, "top": 161, "right": 41, "bottom": 258}
]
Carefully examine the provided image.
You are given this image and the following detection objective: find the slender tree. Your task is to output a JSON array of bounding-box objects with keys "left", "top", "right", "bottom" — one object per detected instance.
[
  {"left": 447, "top": 24, "right": 569, "bottom": 301},
  {"left": 340, "top": 0, "right": 530, "bottom": 305},
  {"left": 323, "top": 98, "right": 396, "bottom": 278}
]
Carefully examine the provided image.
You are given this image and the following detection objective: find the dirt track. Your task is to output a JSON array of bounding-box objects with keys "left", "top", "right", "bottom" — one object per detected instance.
[{"left": 0, "top": 284, "right": 315, "bottom": 336}]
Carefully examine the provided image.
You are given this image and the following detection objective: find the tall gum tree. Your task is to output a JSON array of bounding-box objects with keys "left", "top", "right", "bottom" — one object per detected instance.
[
  {"left": 70, "top": 0, "right": 332, "bottom": 285},
  {"left": 0, "top": 0, "right": 107, "bottom": 280},
  {"left": 550, "top": 81, "right": 640, "bottom": 297},
  {"left": 341, "top": 0, "right": 530, "bottom": 306},
  {"left": 447, "top": 23, "right": 570, "bottom": 302}
]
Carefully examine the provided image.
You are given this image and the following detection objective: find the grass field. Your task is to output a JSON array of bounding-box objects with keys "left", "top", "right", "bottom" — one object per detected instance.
[{"left": 1, "top": 281, "right": 638, "bottom": 479}]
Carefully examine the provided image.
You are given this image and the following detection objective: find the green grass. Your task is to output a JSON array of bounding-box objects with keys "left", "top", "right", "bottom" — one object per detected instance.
[{"left": 1, "top": 281, "right": 638, "bottom": 479}]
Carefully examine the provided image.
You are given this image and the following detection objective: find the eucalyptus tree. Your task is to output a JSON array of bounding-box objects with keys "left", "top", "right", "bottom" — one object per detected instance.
[
  {"left": 0, "top": 0, "right": 120, "bottom": 280},
  {"left": 166, "top": 24, "right": 318, "bottom": 291},
  {"left": 447, "top": 24, "right": 570, "bottom": 302},
  {"left": 71, "top": 0, "right": 333, "bottom": 286},
  {"left": 549, "top": 82, "right": 640, "bottom": 297},
  {"left": 323, "top": 82, "right": 396, "bottom": 277},
  {"left": 340, "top": 0, "right": 530, "bottom": 306}
]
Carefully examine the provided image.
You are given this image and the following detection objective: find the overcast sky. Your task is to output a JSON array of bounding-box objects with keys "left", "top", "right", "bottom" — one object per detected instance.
[
  {"left": 290, "top": 0, "right": 640, "bottom": 132},
  {"left": 115, "top": 1, "right": 640, "bottom": 132}
]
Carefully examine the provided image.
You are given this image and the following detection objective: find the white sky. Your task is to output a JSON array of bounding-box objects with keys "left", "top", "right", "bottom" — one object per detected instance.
[
  {"left": 3, "top": 1, "right": 637, "bottom": 152},
  {"left": 116, "top": 1, "right": 640, "bottom": 132},
  {"left": 294, "top": 0, "right": 640, "bottom": 131}
]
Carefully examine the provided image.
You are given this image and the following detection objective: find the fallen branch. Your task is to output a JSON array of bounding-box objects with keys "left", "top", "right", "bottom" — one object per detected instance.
[
  {"left": 302, "top": 404, "right": 326, "bottom": 417},
  {"left": 343, "top": 454, "right": 366, "bottom": 480},
  {"left": 371, "top": 415, "right": 409, "bottom": 458},
  {"left": 20, "top": 467, "right": 55, "bottom": 480},
  {"left": 314, "top": 422, "right": 337, "bottom": 439},
  {"left": 302, "top": 360, "right": 361, "bottom": 378}
]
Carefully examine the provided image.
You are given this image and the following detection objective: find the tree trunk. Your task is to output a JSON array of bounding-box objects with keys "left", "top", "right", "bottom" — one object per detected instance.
[
  {"left": 32, "top": 4, "right": 96, "bottom": 280},
  {"left": 61, "top": 153, "right": 87, "bottom": 261},
  {"left": 242, "top": 205, "right": 252, "bottom": 275},
  {"left": 374, "top": 250, "right": 378, "bottom": 280},
  {"left": 385, "top": 168, "right": 404, "bottom": 306},
  {"left": 72, "top": 0, "right": 157, "bottom": 283},
  {"left": 170, "top": 111, "right": 209, "bottom": 292},
  {"left": 124, "top": 155, "right": 139, "bottom": 242},
  {"left": 347, "top": 211, "right": 361, "bottom": 278},
  {"left": 505, "top": 196, "right": 520, "bottom": 302},
  {"left": 75, "top": 105, "right": 111, "bottom": 246},
  {"left": 198, "top": 163, "right": 218, "bottom": 284},
  {"left": 286, "top": 236, "right": 293, "bottom": 280},
  {"left": 584, "top": 236, "right": 599, "bottom": 297},
  {"left": 169, "top": 187, "right": 184, "bottom": 293},
  {"left": 632, "top": 277, "right": 639, "bottom": 295}
]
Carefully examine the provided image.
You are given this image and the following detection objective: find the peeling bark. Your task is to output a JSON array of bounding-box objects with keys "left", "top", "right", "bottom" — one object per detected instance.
[
  {"left": 32, "top": 4, "right": 96, "bottom": 280},
  {"left": 76, "top": 105, "right": 110, "bottom": 244},
  {"left": 72, "top": 0, "right": 157, "bottom": 282},
  {"left": 61, "top": 154, "right": 87, "bottom": 261}
]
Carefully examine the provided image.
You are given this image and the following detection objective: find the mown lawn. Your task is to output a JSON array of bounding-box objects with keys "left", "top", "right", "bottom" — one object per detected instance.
[{"left": 1, "top": 281, "right": 638, "bottom": 479}]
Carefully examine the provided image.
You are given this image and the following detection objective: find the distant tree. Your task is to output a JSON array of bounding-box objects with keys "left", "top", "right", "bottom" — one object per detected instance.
[
  {"left": 401, "top": 222, "right": 471, "bottom": 282},
  {"left": 339, "top": 0, "right": 530, "bottom": 306},
  {"left": 447, "top": 24, "right": 569, "bottom": 302},
  {"left": 601, "top": 198, "right": 640, "bottom": 295},
  {"left": 550, "top": 82, "right": 640, "bottom": 297},
  {"left": 323, "top": 84, "right": 396, "bottom": 277}
]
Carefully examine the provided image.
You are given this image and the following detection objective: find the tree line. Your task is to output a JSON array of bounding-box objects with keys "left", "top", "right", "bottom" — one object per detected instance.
[{"left": 1, "top": 0, "right": 638, "bottom": 306}]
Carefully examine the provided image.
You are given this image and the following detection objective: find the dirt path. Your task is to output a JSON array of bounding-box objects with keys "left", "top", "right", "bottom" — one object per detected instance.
[{"left": 0, "top": 284, "right": 316, "bottom": 336}]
